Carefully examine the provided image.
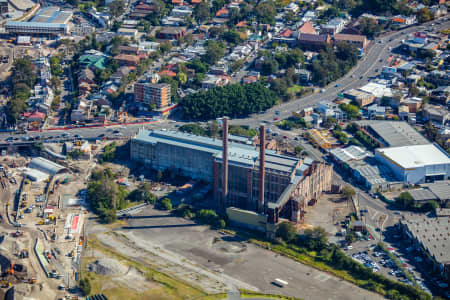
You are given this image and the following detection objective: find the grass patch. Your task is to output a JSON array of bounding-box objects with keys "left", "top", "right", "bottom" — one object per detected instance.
[
  {"left": 82, "top": 234, "right": 225, "bottom": 300},
  {"left": 286, "top": 85, "right": 304, "bottom": 94},
  {"left": 240, "top": 289, "right": 303, "bottom": 300}
]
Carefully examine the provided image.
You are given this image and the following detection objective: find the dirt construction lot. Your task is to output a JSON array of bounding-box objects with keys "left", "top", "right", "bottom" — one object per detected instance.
[{"left": 87, "top": 206, "right": 383, "bottom": 300}]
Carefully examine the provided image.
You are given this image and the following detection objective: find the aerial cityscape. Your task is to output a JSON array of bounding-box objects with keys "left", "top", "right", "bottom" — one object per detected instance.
[{"left": 0, "top": 0, "right": 448, "bottom": 299}]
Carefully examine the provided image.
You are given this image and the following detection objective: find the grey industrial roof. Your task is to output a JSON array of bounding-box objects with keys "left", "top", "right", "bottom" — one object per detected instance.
[
  {"left": 29, "top": 157, "right": 68, "bottom": 176},
  {"left": 427, "top": 182, "right": 450, "bottom": 201},
  {"left": 330, "top": 146, "right": 371, "bottom": 163},
  {"left": 6, "top": 21, "right": 67, "bottom": 29},
  {"left": 31, "top": 7, "right": 72, "bottom": 24},
  {"left": 409, "top": 188, "right": 438, "bottom": 202},
  {"left": 134, "top": 130, "right": 299, "bottom": 175},
  {"left": 357, "top": 120, "right": 429, "bottom": 147},
  {"left": 401, "top": 216, "right": 450, "bottom": 265},
  {"left": 349, "top": 159, "right": 398, "bottom": 185}
]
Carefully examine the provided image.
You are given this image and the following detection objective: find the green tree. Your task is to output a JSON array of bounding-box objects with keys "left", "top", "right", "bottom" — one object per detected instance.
[
  {"left": 261, "top": 59, "right": 279, "bottom": 76},
  {"left": 159, "top": 197, "right": 172, "bottom": 210},
  {"left": 345, "top": 231, "right": 355, "bottom": 244},
  {"left": 342, "top": 185, "right": 355, "bottom": 200},
  {"left": 294, "top": 146, "right": 303, "bottom": 156},
  {"left": 417, "top": 7, "right": 434, "bottom": 24},
  {"left": 339, "top": 103, "right": 361, "bottom": 120},
  {"left": 255, "top": 1, "right": 276, "bottom": 24},
  {"left": 179, "top": 123, "right": 207, "bottom": 136},
  {"left": 202, "top": 40, "right": 225, "bottom": 65},
  {"left": 193, "top": 1, "right": 210, "bottom": 22},
  {"left": 359, "top": 17, "right": 381, "bottom": 38},
  {"left": 108, "top": 0, "right": 125, "bottom": 18},
  {"left": 181, "top": 83, "right": 278, "bottom": 120},
  {"left": 160, "top": 41, "right": 172, "bottom": 54},
  {"left": 79, "top": 278, "right": 91, "bottom": 296},
  {"left": 396, "top": 191, "right": 413, "bottom": 208},
  {"left": 207, "top": 120, "right": 219, "bottom": 137},
  {"left": 276, "top": 222, "right": 297, "bottom": 243},
  {"left": 176, "top": 72, "right": 187, "bottom": 85}
]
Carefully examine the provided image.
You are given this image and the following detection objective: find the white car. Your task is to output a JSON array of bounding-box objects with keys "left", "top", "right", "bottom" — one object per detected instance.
[{"left": 347, "top": 245, "right": 353, "bottom": 250}]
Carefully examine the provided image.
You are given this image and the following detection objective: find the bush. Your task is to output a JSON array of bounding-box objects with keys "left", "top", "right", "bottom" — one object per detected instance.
[
  {"left": 174, "top": 204, "right": 195, "bottom": 219},
  {"left": 195, "top": 209, "right": 225, "bottom": 228},
  {"left": 79, "top": 278, "right": 91, "bottom": 296},
  {"left": 276, "top": 222, "right": 297, "bottom": 243},
  {"left": 159, "top": 197, "right": 172, "bottom": 210}
]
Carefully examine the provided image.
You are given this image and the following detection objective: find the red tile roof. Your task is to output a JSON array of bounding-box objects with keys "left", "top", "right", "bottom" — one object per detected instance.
[
  {"left": 279, "top": 29, "right": 293, "bottom": 38},
  {"left": 298, "top": 21, "right": 316, "bottom": 34},
  {"left": 216, "top": 7, "right": 229, "bottom": 17},
  {"left": 159, "top": 70, "right": 177, "bottom": 77}
]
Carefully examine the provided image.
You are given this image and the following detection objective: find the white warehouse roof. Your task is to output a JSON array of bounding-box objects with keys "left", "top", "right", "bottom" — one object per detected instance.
[
  {"left": 29, "top": 157, "right": 68, "bottom": 175},
  {"left": 376, "top": 144, "right": 450, "bottom": 169}
]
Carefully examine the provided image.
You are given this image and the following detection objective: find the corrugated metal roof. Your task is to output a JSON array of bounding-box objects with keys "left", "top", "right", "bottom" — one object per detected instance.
[
  {"left": 409, "top": 188, "right": 438, "bottom": 201},
  {"left": 29, "top": 157, "right": 68, "bottom": 176}
]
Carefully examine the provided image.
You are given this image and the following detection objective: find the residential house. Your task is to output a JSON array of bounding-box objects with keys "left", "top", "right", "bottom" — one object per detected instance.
[
  {"left": 131, "top": 4, "right": 155, "bottom": 19},
  {"left": 79, "top": 50, "right": 107, "bottom": 71},
  {"left": 157, "top": 27, "right": 186, "bottom": 40},
  {"left": 117, "top": 28, "right": 138, "bottom": 39},
  {"left": 430, "top": 86, "right": 450, "bottom": 105},
  {"left": 78, "top": 68, "right": 96, "bottom": 85},
  {"left": 321, "top": 18, "right": 346, "bottom": 35},
  {"left": 402, "top": 97, "right": 422, "bottom": 113},
  {"left": 114, "top": 54, "right": 140, "bottom": 67},
  {"left": 110, "top": 66, "right": 131, "bottom": 81},
  {"left": 392, "top": 15, "right": 416, "bottom": 26},
  {"left": 284, "top": 2, "right": 299, "bottom": 13},
  {"left": 297, "top": 33, "right": 330, "bottom": 50},
  {"left": 295, "top": 69, "right": 311, "bottom": 82},
  {"left": 215, "top": 7, "right": 230, "bottom": 18},
  {"left": 119, "top": 45, "right": 140, "bottom": 55},
  {"left": 202, "top": 75, "right": 230, "bottom": 89},
  {"left": 298, "top": 21, "right": 316, "bottom": 34}
]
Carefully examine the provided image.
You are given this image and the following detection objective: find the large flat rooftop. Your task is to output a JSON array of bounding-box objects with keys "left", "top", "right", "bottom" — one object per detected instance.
[
  {"left": 31, "top": 6, "right": 72, "bottom": 24},
  {"left": 133, "top": 130, "right": 300, "bottom": 175},
  {"left": 401, "top": 216, "right": 450, "bottom": 265},
  {"left": 376, "top": 144, "right": 450, "bottom": 169},
  {"left": 358, "top": 120, "right": 429, "bottom": 147}
]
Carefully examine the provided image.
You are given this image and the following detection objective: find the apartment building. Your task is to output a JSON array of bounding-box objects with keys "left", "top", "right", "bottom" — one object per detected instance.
[{"left": 134, "top": 83, "right": 171, "bottom": 109}]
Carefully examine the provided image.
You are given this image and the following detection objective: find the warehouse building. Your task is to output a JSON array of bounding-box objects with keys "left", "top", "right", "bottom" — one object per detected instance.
[
  {"left": 398, "top": 215, "right": 450, "bottom": 283},
  {"left": 357, "top": 120, "right": 429, "bottom": 147},
  {"left": 6, "top": 7, "right": 72, "bottom": 36},
  {"left": 131, "top": 122, "right": 332, "bottom": 227},
  {"left": 375, "top": 143, "right": 450, "bottom": 184}
]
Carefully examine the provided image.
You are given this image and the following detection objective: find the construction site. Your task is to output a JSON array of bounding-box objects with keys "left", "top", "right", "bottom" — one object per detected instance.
[{"left": 0, "top": 138, "right": 102, "bottom": 299}]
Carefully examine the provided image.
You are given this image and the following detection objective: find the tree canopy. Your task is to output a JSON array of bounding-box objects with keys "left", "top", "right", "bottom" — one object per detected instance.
[
  {"left": 7, "top": 58, "right": 37, "bottom": 123},
  {"left": 181, "top": 83, "right": 278, "bottom": 120}
]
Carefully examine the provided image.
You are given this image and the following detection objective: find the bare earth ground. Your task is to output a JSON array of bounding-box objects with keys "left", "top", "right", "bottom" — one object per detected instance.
[{"left": 85, "top": 206, "right": 383, "bottom": 300}]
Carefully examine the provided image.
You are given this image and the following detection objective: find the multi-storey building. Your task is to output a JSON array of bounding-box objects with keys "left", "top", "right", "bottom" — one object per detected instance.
[
  {"left": 130, "top": 125, "right": 333, "bottom": 227},
  {"left": 134, "top": 83, "right": 171, "bottom": 109}
]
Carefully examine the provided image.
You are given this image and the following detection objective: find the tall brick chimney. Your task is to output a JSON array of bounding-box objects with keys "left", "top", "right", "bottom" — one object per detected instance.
[
  {"left": 259, "top": 124, "right": 265, "bottom": 213},
  {"left": 221, "top": 117, "right": 229, "bottom": 211}
]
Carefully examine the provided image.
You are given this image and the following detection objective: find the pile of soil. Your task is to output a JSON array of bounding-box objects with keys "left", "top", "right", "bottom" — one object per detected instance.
[{"left": 91, "top": 258, "right": 127, "bottom": 276}]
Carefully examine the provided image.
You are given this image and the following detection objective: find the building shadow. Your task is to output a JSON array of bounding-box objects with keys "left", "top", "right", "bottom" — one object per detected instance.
[{"left": 120, "top": 223, "right": 203, "bottom": 230}]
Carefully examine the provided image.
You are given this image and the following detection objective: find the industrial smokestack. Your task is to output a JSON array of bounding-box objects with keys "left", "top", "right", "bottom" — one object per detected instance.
[
  {"left": 259, "top": 124, "right": 265, "bottom": 213},
  {"left": 221, "top": 117, "right": 229, "bottom": 211}
]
